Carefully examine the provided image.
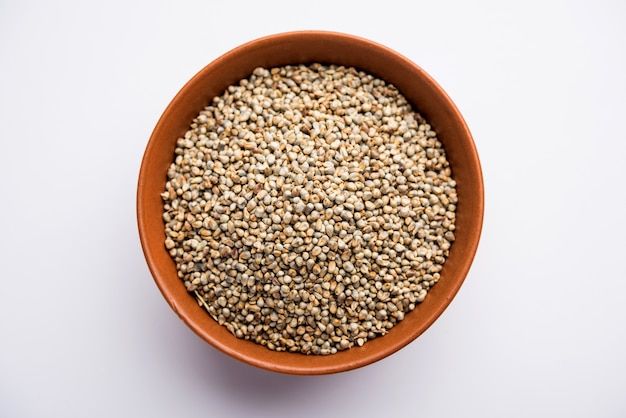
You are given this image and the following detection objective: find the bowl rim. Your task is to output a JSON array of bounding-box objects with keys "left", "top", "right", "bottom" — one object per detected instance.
[{"left": 137, "top": 30, "right": 484, "bottom": 375}]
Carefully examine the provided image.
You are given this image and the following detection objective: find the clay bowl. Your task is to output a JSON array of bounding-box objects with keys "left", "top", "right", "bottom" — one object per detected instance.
[{"left": 137, "top": 31, "right": 484, "bottom": 375}]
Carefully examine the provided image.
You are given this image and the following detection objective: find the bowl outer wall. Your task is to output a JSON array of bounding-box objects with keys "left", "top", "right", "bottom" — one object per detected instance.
[{"left": 137, "top": 31, "right": 484, "bottom": 375}]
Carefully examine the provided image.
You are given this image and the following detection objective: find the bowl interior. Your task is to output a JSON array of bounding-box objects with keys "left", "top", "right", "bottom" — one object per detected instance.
[{"left": 137, "top": 31, "right": 483, "bottom": 375}]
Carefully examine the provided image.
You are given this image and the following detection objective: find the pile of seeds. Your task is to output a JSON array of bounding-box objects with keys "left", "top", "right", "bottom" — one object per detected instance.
[{"left": 161, "top": 64, "right": 457, "bottom": 355}]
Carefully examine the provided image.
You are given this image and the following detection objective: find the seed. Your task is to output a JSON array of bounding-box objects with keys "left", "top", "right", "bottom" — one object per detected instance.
[{"left": 161, "top": 64, "right": 457, "bottom": 355}]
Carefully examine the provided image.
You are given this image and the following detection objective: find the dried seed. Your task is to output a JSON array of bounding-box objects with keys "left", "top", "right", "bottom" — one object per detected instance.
[{"left": 162, "top": 64, "right": 457, "bottom": 355}]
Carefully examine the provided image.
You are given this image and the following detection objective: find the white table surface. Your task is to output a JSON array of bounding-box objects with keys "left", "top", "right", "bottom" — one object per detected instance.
[{"left": 1, "top": 1, "right": 625, "bottom": 417}]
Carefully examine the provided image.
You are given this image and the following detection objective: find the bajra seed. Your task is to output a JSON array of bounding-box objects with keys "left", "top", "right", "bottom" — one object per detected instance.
[{"left": 161, "top": 64, "right": 457, "bottom": 355}]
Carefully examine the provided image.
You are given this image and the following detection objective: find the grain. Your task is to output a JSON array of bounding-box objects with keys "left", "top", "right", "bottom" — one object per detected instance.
[{"left": 162, "top": 64, "right": 457, "bottom": 354}]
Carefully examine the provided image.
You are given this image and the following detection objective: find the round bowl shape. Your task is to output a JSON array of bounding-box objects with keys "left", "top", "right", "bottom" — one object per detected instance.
[{"left": 137, "top": 31, "right": 484, "bottom": 375}]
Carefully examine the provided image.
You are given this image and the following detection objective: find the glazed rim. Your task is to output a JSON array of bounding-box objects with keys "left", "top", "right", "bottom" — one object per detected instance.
[{"left": 137, "top": 31, "right": 484, "bottom": 375}]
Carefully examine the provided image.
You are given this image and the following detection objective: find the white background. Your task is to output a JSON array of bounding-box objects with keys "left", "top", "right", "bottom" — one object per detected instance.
[{"left": 1, "top": 1, "right": 625, "bottom": 417}]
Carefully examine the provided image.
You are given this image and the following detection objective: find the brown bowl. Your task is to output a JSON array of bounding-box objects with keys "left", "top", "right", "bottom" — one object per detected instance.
[{"left": 137, "top": 31, "right": 484, "bottom": 375}]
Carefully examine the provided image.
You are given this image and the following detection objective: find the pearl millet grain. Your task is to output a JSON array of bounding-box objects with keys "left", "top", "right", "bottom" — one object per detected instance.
[{"left": 161, "top": 64, "right": 457, "bottom": 355}]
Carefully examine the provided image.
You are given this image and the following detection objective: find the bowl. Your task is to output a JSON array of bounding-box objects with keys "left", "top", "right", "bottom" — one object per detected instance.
[{"left": 137, "top": 31, "right": 484, "bottom": 375}]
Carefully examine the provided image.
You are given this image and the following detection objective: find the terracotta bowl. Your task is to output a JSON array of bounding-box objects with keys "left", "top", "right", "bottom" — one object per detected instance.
[{"left": 137, "top": 31, "right": 484, "bottom": 375}]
